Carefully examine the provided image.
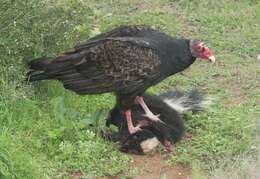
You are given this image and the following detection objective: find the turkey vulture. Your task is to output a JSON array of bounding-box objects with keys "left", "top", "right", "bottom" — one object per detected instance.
[
  {"left": 105, "top": 89, "right": 209, "bottom": 154},
  {"left": 27, "top": 25, "right": 215, "bottom": 134}
]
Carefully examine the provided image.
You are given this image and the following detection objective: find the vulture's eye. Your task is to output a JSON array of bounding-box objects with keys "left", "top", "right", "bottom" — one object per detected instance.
[{"left": 197, "top": 46, "right": 205, "bottom": 53}]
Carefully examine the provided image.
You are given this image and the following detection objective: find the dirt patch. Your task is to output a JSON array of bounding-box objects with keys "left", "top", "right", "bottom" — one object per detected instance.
[
  {"left": 118, "top": 153, "right": 191, "bottom": 179},
  {"left": 69, "top": 153, "right": 191, "bottom": 179},
  {"left": 69, "top": 171, "right": 83, "bottom": 179}
]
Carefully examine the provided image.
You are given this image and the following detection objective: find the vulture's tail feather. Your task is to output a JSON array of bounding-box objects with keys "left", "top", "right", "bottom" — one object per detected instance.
[
  {"left": 26, "top": 71, "right": 50, "bottom": 82},
  {"left": 28, "top": 57, "right": 51, "bottom": 71},
  {"left": 26, "top": 57, "right": 51, "bottom": 82}
]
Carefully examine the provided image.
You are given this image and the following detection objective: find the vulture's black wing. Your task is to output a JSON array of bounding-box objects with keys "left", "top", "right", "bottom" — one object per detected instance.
[
  {"left": 76, "top": 25, "right": 156, "bottom": 47},
  {"left": 28, "top": 37, "right": 161, "bottom": 95}
]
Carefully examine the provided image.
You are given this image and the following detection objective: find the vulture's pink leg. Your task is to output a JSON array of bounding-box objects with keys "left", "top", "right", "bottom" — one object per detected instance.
[
  {"left": 136, "top": 96, "right": 161, "bottom": 122},
  {"left": 125, "top": 110, "right": 142, "bottom": 134}
]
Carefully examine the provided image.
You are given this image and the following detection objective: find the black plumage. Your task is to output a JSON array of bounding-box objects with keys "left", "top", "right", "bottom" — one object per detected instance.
[{"left": 27, "top": 25, "right": 196, "bottom": 110}]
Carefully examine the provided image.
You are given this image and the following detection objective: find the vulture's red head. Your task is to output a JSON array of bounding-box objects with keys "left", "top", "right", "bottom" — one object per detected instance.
[{"left": 190, "top": 40, "right": 215, "bottom": 63}]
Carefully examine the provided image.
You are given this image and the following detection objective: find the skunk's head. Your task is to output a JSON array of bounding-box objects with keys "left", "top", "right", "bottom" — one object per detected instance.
[
  {"left": 119, "top": 129, "right": 160, "bottom": 154},
  {"left": 105, "top": 107, "right": 123, "bottom": 128}
]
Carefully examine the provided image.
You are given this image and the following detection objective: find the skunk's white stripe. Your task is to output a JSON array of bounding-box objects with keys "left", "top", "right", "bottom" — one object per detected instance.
[
  {"left": 201, "top": 97, "right": 214, "bottom": 109},
  {"left": 140, "top": 137, "right": 160, "bottom": 153},
  {"left": 163, "top": 96, "right": 191, "bottom": 113},
  {"left": 163, "top": 96, "right": 213, "bottom": 113}
]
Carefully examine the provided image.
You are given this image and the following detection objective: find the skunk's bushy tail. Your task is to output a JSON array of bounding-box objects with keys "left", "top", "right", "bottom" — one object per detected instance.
[{"left": 159, "top": 89, "right": 212, "bottom": 114}]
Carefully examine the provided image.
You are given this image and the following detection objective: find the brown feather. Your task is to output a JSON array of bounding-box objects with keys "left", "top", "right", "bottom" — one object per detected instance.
[{"left": 39, "top": 38, "right": 161, "bottom": 95}]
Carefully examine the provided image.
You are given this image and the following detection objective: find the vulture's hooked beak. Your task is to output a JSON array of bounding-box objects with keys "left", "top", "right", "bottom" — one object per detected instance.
[{"left": 208, "top": 56, "right": 216, "bottom": 63}]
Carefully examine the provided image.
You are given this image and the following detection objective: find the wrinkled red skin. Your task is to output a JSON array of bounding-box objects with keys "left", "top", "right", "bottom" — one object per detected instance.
[
  {"left": 201, "top": 47, "right": 214, "bottom": 60},
  {"left": 191, "top": 42, "right": 214, "bottom": 61}
]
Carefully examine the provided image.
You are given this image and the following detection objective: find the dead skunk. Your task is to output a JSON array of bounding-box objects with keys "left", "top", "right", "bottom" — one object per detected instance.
[{"left": 105, "top": 89, "right": 210, "bottom": 154}]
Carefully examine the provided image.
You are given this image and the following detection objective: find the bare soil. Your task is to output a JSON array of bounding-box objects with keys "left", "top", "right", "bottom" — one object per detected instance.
[
  {"left": 69, "top": 153, "right": 191, "bottom": 179},
  {"left": 117, "top": 153, "right": 191, "bottom": 179}
]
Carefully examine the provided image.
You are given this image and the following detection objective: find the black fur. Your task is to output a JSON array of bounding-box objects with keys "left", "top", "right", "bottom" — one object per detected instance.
[{"left": 106, "top": 93, "right": 185, "bottom": 154}]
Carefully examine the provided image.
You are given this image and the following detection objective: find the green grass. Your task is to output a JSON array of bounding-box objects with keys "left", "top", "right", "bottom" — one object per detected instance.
[{"left": 0, "top": 0, "right": 259, "bottom": 178}]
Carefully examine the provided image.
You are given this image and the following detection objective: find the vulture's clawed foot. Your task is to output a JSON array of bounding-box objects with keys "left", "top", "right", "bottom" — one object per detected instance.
[
  {"left": 136, "top": 96, "right": 163, "bottom": 122},
  {"left": 128, "top": 124, "right": 142, "bottom": 134},
  {"left": 141, "top": 113, "right": 161, "bottom": 122}
]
